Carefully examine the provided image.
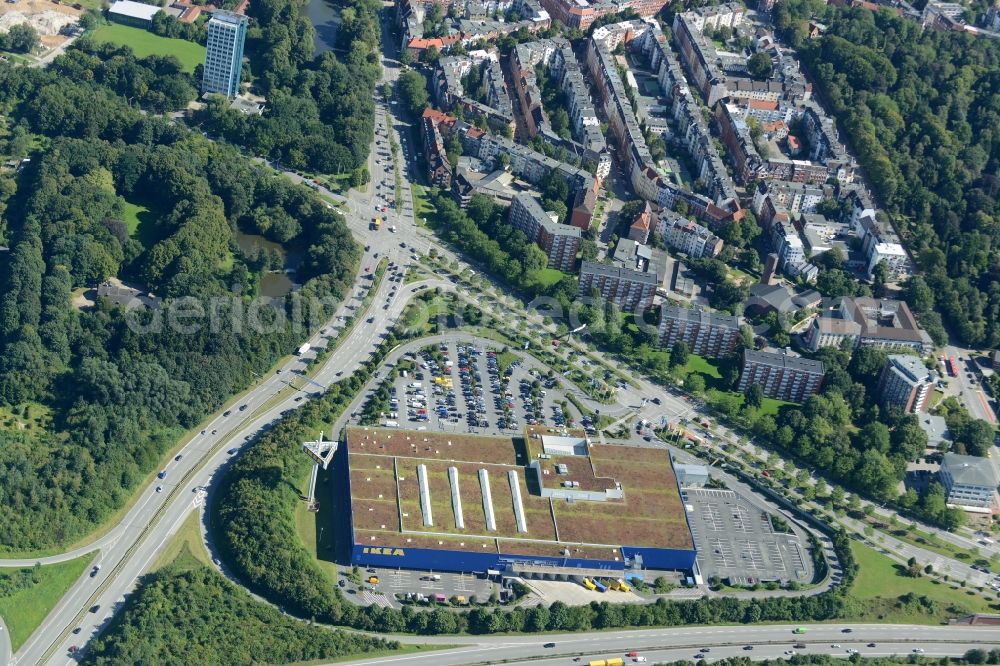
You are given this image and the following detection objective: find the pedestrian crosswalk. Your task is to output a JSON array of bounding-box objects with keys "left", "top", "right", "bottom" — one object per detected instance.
[{"left": 360, "top": 589, "right": 393, "bottom": 608}]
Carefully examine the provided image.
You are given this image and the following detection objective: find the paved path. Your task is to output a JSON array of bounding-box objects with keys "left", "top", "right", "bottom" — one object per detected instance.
[{"left": 0, "top": 616, "right": 9, "bottom": 666}]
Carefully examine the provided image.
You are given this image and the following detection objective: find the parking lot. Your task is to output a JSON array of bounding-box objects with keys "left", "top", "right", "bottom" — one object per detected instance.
[
  {"left": 370, "top": 340, "right": 586, "bottom": 436},
  {"left": 344, "top": 566, "right": 497, "bottom": 607},
  {"left": 683, "top": 488, "right": 812, "bottom": 585}
]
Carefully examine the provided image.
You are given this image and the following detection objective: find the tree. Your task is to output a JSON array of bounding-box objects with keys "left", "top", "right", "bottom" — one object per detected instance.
[
  {"left": 744, "top": 383, "right": 764, "bottom": 410},
  {"left": 669, "top": 341, "right": 689, "bottom": 369},
  {"left": 685, "top": 373, "right": 706, "bottom": 393},
  {"left": 872, "top": 260, "right": 889, "bottom": 297},
  {"left": 3, "top": 24, "right": 40, "bottom": 53},
  {"left": 79, "top": 9, "right": 100, "bottom": 31},
  {"left": 396, "top": 70, "right": 429, "bottom": 116},
  {"left": 420, "top": 44, "right": 441, "bottom": 65},
  {"left": 747, "top": 52, "right": 773, "bottom": 80}
]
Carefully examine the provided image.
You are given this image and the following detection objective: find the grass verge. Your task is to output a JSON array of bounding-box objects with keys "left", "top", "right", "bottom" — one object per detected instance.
[
  {"left": 0, "top": 553, "right": 94, "bottom": 651},
  {"left": 150, "top": 510, "right": 211, "bottom": 573},
  {"left": 846, "top": 540, "right": 998, "bottom": 623}
]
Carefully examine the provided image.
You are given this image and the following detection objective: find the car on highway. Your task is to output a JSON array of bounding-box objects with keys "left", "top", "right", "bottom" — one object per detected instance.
[
  {"left": 867, "top": 643, "right": 877, "bottom": 648},
  {"left": 912, "top": 648, "right": 924, "bottom": 653},
  {"left": 89, "top": 604, "right": 100, "bottom": 613},
  {"left": 224, "top": 410, "right": 231, "bottom": 416},
  {"left": 90, "top": 565, "right": 101, "bottom": 577},
  {"left": 543, "top": 642, "right": 556, "bottom": 648},
  {"left": 72, "top": 627, "right": 82, "bottom": 634},
  {"left": 155, "top": 486, "right": 163, "bottom": 493},
  {"left": 157, "top": 470, "right": 167, "bottom": 479},
  {"left": 699, "top": 648, "right": 711, "bottom": 653},
  {"left": 227, "top": 448, "right": 238, "bottom": 454},
  {"left": 830, "top": 644, "right": 841, "bottom": 648},
  {"left": 743, "top": 646, "right": 754, "bottom": 651},
  {"left": 174, "top": 454, "right": 183, "bottom": 461},
  {"left": 842, "top": 628, "right": 853, "bottom": 633}
]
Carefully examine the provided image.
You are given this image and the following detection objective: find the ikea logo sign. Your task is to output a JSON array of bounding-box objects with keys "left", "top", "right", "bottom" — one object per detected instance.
[{"left": 363, "top": 546, "right": 405, "bottom": 556}]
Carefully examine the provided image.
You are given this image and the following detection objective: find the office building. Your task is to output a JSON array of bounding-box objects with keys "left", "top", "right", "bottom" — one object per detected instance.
[
  {"left": 738, "top": 349, "right": 824, "bottom": 403},
  {"left": 940, "top": 453, "right": 998, "bottom": 513},
  {"left": 579, "top": 261, "right": 658, "bottom": 312},
  {"left": 658, "top": 305, "right": 742, "bottom": 357},
  {"left": 805, "top": 297, "right": 931, "bottom": 353},
  {"left": 202, "top": 12, "right": 248, "bottom": 98},
  {"left": 878, "top": 354, "right": 934, "bottom": 414},
  {"left": 509, "top": 193, "right": 581, "bottom": 271}
]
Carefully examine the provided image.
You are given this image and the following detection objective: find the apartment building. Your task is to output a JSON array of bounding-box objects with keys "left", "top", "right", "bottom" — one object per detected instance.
[
  {"left": 940, "top": 453, "right": 998, "bottom": 513},
  {"left": 588, "top": 19, "right": 740, "bottom": 227},
  {"left": 538, "top": 0, "right": 667, "bottom": 29},
  {"left": 752, "top": 181, "right": 825, "bottom": 216},
  {"left": 508, "top": 39, "right": 611, "bottom": 179},
  {"left": 805, "top": 297, "right": 931, "bottom": 353},
  {"left": 877, "top": 354, "right": 934, "bottom": 414},
  {"left": 509, "top": 192, "right": 581, "bottom": 271},
  {"left": 771, "top": 220, "right": 804, "bottom": 270},
  {"left": 660, "top": 211, "right": 724, "bottom": 258},
  {"left": 420, "top": 113, "right": 453, "bottom": 188},
  {"left": 738, "top": 349, "right": 824, "bottom": 402},
  {"left": 433, "top": 53, "right": 516, "bottom": 133},
  {"left": 579, "top": 261, "right": 658, "bottom": 312},
  {"left": 202, "top": 12, "right": 248, "bottom": 98},
  {"left": 658, "top": 305, "right": 742, "bottom": 357}
]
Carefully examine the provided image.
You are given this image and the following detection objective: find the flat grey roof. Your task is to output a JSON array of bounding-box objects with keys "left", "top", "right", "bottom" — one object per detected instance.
[
  {"left": 744, "top": 349, "right": 824, "bottom": 375},
  {"left": 108, "top": 0, "right": 161, "bottom": 20},
  {"left": 660, "top": 304, "right": 740, "bottom": 330},
  {"left": 943, "top": 452, "right": 997, "bottom": 488}
]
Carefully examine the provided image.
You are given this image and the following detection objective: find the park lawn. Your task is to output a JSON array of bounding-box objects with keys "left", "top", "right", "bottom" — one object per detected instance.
[
  {"left": 846, "top": 540, "right": 999, "bottom": 623},
  {"left": 527, "top": 267, "right": 565, "bottom": 289},
  {"left": 683, "top": 354, "right": 722, "bottom": 380},
  {"left": 120, "top": 200, "right": 148, "bottom": 237},
  {"left": 91, "top": 24, "right": 205, "bottom": 73},
  {"left": 759, "top": 396, "right": 792, "bottom": 416},
  {"left": 295, "top": 467, "right": 339, "bottom": 583},
  {"left": 0, "top": 554, "right": 94, "bottom": 651},
  {"left": 151, "top": 511, "right": 212, "bottom": 573}
]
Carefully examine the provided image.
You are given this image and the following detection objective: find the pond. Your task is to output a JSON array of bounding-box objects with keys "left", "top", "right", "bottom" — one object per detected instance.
[
  {"left": 235, "top": 231, "right": 302, "bottom": 298},
  {"left": 307, "top": 0, "right": 340, "bottom": 55}
]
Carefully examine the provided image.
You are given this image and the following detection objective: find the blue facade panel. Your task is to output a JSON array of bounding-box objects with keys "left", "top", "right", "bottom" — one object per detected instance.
[
  {"left": 352, "top": 541, "right": 695, "bottom": 574},
  {"left": 620, "top": 545, "right": 697, "bottom": 571},
  {"left": 352, "top": 544, "right": 632, "bottom": 574}
]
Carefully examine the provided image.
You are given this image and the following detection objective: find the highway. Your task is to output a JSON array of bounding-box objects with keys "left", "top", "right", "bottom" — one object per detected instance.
[{"left": 329, "top": 624, "right": 1000, "bottom": 666}]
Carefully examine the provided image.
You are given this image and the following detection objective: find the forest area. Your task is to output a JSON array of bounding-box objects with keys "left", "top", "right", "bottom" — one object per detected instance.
[
  {"left": 0, "top": 50, "right": 359, "bottom": 551},
  {"left": 775, "top": 0, "right": 1000, "bottom": 348},
  {"left": 194, "top": 0, "right": 383, "bottom": 175},
  {"left": 82, "top": 565, "right": 400, "bottom": 665}
]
